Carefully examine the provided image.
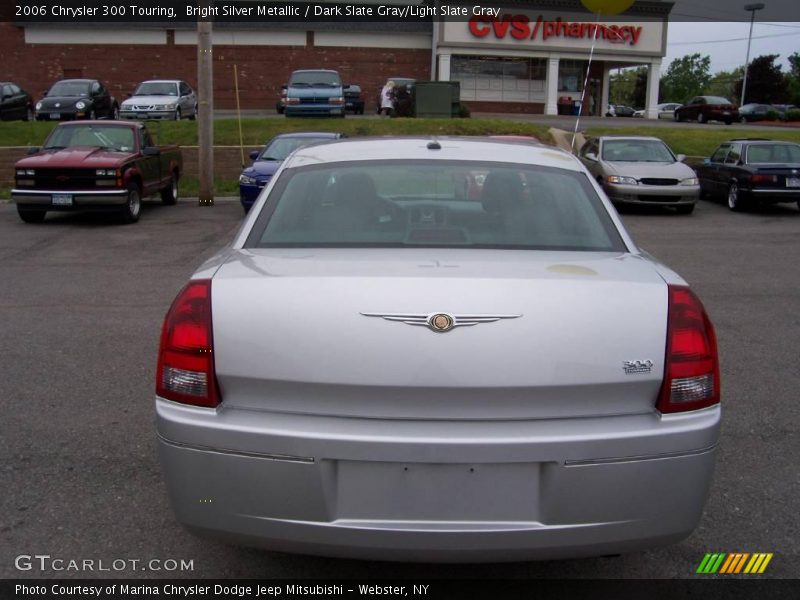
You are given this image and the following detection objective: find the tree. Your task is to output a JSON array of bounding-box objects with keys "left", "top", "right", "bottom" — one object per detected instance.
[
  {"left": 659, "top": 53, "right": 711, "bottom": 103},
  {"left": 609, "top": 66, "right": 648, "bottom": 108},
  {"left": 787, "top": 52, "right": 800, "bottom": 105},
  {"left": 734, "top": 54, "right": 789, "bottom": 104},
  {"left": 706, "top": 67, "right": 744, "bottom": 101}
]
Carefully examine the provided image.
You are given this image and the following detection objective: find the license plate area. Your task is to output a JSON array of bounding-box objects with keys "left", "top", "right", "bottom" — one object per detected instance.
[
  {"left": 335, "top": 461, "right": 539, "bottom": 521},
  {"left": 49, "top": 113, "right": 60, "bottom": 120},
  {"left": 136, "top": 113, "right": 149, "bottom": 119},
  {"left": 52, "top": 194, "right": 73, "bottom": 206},
  {"left": 787, "top": 177, "right": 800, "bottom": 188}
]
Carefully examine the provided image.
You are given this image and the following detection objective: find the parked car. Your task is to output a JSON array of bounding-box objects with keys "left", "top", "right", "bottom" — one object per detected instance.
[
  {"left": 344, "top": 84, "right": 365, "bottom": 114},
  {"left": 276, "top": 85, "right": 287, "bottom": 114},
  {"left": 375, "top": 77, "right": 416, "bottom": 114},
  {"left": 606, "top": 105, "right": 636, "bottom": 117},
  {"left": 120, "top": 80, "right": 197, "bottom": 120},
  {"left": 12, "top": 120, "right": 182, "bottom": 223},
  {"left": 156, "top": 136, "right": 721, "bottom": 561},
  {"left": 239, "top": 131, "right": 346, "bottom": 213},
  {"left": 633, "top": 103, "right": 682, "bottom": 119},
  {"left": 737, "top": 103, "right": 775, "bottom": 123},
  {"left": 695, "top": 139, "right": 800, "bottom": 211},
  {"left": 674, "top": 96, "right": 738, "bottom": 125},
  {"left": 0, "top": 82, "right": 34, "bottom": 121},
  {"left": 578, "top": 136, "right": 699, "bottom": 214},
  {"left": 35, "top": 79, "right": 119, "bottom": 121},
  {"left": 284, "top": 70, "right": 345, "bottom": 118}
]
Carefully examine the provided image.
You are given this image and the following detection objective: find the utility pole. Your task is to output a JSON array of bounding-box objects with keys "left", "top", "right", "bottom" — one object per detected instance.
[
  {"left": 740, "top": 3, "right": 765, "bottom": 107},
  {"left": 197, "top": 1, "right": 214, "bottom": 206}
]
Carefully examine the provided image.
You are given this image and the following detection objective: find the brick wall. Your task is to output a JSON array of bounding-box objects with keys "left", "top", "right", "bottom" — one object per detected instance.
[{"left": 0, "top": 24, "right": 431, "bottom": 112}]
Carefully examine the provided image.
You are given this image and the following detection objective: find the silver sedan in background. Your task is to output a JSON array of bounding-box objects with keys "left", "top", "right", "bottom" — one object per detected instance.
[
  {"left": 579, "top": 136, "right": 700, "bottom": 214},
  {"left": 156, "top": 138, "right": 720, "bottom": 562},
  {"left": 120, "top": 80, "right": 197, "bottom": 121}
]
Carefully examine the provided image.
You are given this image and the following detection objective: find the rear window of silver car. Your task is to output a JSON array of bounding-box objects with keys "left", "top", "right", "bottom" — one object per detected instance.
[{"left": 246, "top": 161, "right": 625, "bottom": 252}]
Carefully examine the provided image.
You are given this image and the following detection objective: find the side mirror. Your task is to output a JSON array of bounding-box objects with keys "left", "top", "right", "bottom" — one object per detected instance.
[
  {"left": 249, "top": 150, "right": 260, "bottom": 160},
  {"left": 676, "top": 154, "right": 686, "bottom": 162},
  {"left": 584, "top": 152, "right": 598, "bottom": 161},
  {"left": 703, "top": 158, "right": 711, "bottom": 165},
  {"left": 26, "top": 146, "right": 39, "bottom": 155},
  {"left": 143, "top": 146, "right": 160, "bottom": 156}
]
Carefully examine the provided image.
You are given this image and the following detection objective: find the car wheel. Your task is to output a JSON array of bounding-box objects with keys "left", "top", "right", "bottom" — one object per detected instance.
[
  {"left": 111, "top": 105, "right": 119, "bottom": 120},
  {"left": 189, "top": 105, "right": 197, "bottom": 120},
  {"left": 161, "top": 172, "right": 179, "bottom": 205},
  {"left": 697, "top": 112, "right": 706, "bottom": 124},
  {"left": 725, "top": 119, "right": 732, "bottom": 125},
  {"left": 17, "top": 207, "right": 46, "bottom": 223},
  {"left": 174, "top": 107, "right": 181, "bottom": 121},
  {"left": 673, "top": 112, "right": 681, "bottom": 122},
  {"left": 675, "top": 204, "right": 695, "bottom": 215},
  {"left": 740, "top": 116, "right": 748, "bottom": 124},
  {"left": 120, "top": 183, "right": 142, "bottom": 223},
  {"left": 25, "top": 106, "right": 34, "bottom": 121},
  {"left": 727, "top": 181, "right": 745, "bottom": 212}
]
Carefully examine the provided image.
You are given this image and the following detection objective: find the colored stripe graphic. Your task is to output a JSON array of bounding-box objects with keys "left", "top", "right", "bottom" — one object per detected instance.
[{"left": 698, "top": 553, "right": 773, "bottom": 574}]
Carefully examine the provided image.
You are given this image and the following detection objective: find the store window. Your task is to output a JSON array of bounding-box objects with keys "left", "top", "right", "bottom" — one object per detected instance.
[
  {"left": 558, "top": 60, "right": 588, "bottom": 94},
  {"left": 451, "top": 56, "right": 546, "bottom": 103}
]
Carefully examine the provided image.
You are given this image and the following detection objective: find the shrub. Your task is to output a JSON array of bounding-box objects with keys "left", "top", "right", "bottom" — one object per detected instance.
[
  {"left": 765, "top": 109, "right": 780, "bottom": 121},
  {"left": 785, "top": 109, "right": 800, "bottom": 122},
  {"left": 457, "top": 103, "right": 471, "bottom": 119}
]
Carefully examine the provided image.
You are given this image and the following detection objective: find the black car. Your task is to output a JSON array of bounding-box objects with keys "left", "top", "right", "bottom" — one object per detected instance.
[
  {"left": 1, "top": 82, "right": 34, "bottom": 121},
  {"left": 695, "top": 138, "right": 800, "bottom": 211},
  {"left": 344, "top": 84, "right": 364, "bottom": 114},
  {"left": 738, "top": 103, "right": 777, "bottom": 123},
  {"left": 35, "top": 79, "right": 119, "bottom": 121}
]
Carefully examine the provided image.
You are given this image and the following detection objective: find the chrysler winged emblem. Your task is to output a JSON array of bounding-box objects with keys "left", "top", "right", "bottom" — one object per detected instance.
[{"left": 361, "top": 312, "right": 522, "bottom": 333}]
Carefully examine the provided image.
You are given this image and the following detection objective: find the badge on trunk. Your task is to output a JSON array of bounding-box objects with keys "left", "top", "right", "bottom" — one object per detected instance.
[{"left": 361, "top": 312, "right": 522, "bottom": 333}]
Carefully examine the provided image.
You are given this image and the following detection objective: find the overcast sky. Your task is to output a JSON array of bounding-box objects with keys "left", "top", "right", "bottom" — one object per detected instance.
[{"left": 665, "top": 21, "right": 800, "bottom": 74}]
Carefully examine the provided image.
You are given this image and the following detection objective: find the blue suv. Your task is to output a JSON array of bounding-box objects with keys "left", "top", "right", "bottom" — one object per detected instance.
[
  {"left": 284, "top": 70, "right": 345, "bottom": 118},
  {"left": 239, "top": 132, "right": 346, "bottom": 213}
]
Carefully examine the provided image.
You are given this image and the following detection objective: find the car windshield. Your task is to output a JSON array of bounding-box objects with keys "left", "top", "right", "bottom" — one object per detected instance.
[
  {"left": 247, "top": 160, "right": 624, "bottom": 252},
  {"left": 745, "top": 144, "right": 800, "bottom": 164},
  {"left": 47, "top": 82, "right": 91, "bottom": 97},
  {"left": 602, "top": 140, "right": 675, "bottom": 162},
  {"left": 259, "top": 137, "right": 333, "bottom": 161},
  {"left": 44, "top": 125, "right": 135, "bottom": 152},
  {"left": 290, "top": 72, "right": 340, "bottom": 87},
  {"left": 133, "top": 82, "right": 178, "bottom": 96}
]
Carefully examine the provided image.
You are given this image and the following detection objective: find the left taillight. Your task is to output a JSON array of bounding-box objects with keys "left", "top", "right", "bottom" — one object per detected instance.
[
  {"left": 657, "top": 285, "right": 720, "bottom": 414},
  {"left": 156, "top": 279, "right": 220, "bottom": 408}
]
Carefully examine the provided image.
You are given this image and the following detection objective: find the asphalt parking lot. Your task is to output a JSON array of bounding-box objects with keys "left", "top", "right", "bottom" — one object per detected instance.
[{"left": 1, "top": 196, "right": 798, "bottom": 579}]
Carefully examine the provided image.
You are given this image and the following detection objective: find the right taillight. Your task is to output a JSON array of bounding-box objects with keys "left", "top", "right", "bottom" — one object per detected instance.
[
  {"left": 156, "top": 279, "right": 220, "bottom": 408},
  {"left": 657, "top": 285, "right": 720, "bottom": 414}
]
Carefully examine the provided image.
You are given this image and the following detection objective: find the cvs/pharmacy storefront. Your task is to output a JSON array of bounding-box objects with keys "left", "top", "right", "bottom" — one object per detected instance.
[{"left": 434, "top": 1, "right": 672, "bottom": 118}]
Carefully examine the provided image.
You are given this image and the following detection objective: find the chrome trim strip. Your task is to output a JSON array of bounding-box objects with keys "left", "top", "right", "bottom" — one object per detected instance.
[
  {"left": 158, "top": 435, "right": 315, "bottom": 464},
  {"left": 750, "top": 188, "right": 800, "bottom": 194},
  {"left": 11, "top": 189, "right": 127, "bottom": 195},
  {"left": 564, "top": 444, "right": 717, "bottom": 467}
]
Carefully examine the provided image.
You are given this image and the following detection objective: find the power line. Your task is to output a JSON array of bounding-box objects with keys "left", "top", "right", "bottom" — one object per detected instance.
[{"left": 669, "top": 31, "right": 800, "bottom": 45}]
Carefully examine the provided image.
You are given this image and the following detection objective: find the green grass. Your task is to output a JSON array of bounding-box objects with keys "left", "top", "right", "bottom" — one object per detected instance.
[
  {"left": 583, "top": 126, "right": 800, "bottom": 157},
  {"left": 0, "top": 118, "right": 554, "bottom": 147}
]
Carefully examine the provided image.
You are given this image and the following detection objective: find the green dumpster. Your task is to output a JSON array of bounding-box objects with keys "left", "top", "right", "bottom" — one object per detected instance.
[{"left": 413, "top": 81, "right": 461, "bottom": 118}]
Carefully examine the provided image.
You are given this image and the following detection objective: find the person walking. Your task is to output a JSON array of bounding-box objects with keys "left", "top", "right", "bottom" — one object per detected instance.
[{"left": 380, "top": 80, "right": 396, "bottom": 117}]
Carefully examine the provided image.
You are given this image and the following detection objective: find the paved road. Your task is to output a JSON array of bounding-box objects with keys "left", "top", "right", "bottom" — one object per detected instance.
[{"left": 1, "top": 197, "right": 798, "bottom": 579}]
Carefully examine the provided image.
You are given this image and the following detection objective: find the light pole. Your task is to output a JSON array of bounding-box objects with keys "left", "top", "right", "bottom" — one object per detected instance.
[{"left": 740, "top": 3, "right": 765, "bottom": 107}]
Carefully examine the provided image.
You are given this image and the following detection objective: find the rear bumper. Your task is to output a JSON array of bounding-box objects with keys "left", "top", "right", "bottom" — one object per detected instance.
[
  {"left": 12, "top": 189, "right": 128, "bottom": 208},
  {"left": 746, "top": 187, "right": 800, "bottom": 203},
  {"left": 157, "top": 399, "right": 720, "bottom": 561}
]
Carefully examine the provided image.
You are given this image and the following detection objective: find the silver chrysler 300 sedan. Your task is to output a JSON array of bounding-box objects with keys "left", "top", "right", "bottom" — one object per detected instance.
[{"left": 156, "top": 138, "right": 720, "bottom": 562}]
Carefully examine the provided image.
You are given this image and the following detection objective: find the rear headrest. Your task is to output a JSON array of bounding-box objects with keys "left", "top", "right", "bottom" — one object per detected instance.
[{"left": 481, "top": 170, "right": 524, "bottom": 214}]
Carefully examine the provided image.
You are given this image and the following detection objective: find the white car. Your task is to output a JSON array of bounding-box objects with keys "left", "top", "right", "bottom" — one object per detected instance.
[
  {"left": 633, "top": 103, "right": 683, "bottom": 119},
  {"left": 120, "top": 80, "right": 197, "bottom": 121},
  {"left": 156, "top": 137, "right": 720, "bottom": 562}
]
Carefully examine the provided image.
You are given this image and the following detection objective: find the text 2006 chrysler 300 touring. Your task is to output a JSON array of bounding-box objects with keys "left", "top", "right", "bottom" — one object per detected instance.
[{"left": 156, "top": 138, "right": 720, "bottom": 562}]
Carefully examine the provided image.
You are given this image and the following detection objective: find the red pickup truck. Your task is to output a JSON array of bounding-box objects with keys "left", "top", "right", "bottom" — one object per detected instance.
[{"left": 12, "top": 120, "right": 182, "bottom": 224}]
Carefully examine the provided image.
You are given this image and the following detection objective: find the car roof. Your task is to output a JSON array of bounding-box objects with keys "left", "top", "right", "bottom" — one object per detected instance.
[
  {"left": 271, "top": 132, "right": 344, "bottom": 140},
  {"left": 283, "top": 137, "right": 581, "bottom": 171},
  {"left": 137, "top": 79, "right": 181, "bottom": 84},
  {"left": 596, "top": 135, "right": 665, "bottom": 142},
  {"left": 291, "top": 69, "right": 339, "bottom": 74},
  {"left": 54, "top": 79, "right": 96, "bottom": 84},
  {"left": 57, "top": 120, "right": 142, "bottom": 128},
  {"left": 728, "top": 138, "right": 796, "bottom": 145}
]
